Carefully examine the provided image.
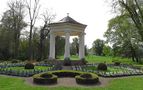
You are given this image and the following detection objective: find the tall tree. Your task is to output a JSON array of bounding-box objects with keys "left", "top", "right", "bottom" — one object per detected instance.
[
  {"left": 104, "top": 14, "right": 141, "bottom": 62},
  {"left": 8, "top": 0, "right": 27, "bottom": 59},
  {"left": 25, "top": 0, "right": 40, "bottom": 60},
  {"left": 92, "top": 39, "right": 105, "bottom": 56},
  {"left": 111, "top": 0, "right": 143, "bottom": 41},
  {"left": 0, "top": 0, "right": 27, "bottom": 59}
]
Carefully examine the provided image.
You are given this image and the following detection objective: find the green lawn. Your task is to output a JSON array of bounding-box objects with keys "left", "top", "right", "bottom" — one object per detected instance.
[
  {"left": 59, "top": 55, "right": 141, "bottom": 65},
  {"left": 0, "top": 75, "right": 143, "bottom": 90}
]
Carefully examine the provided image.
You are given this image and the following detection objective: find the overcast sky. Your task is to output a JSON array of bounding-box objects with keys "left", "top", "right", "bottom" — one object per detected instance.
[{"left": 0, "top": 0, "right": 115, "bottom": 48}]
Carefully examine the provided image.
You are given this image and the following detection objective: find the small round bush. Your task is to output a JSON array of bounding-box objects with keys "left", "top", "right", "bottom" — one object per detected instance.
[
  {"left": 97, "top": 63, "right": 107, "bottom": 71},
  {"left": 11, "top": 59, "right": 18, "bottom": 63},
  {"left": 114, "top": 61, "right": 121, "bottom": 66},
  {"left": 63, "top": 57, "right": 71, "bottom": 66},
  {"left": 81, "top": 58, "right": 88, "bottom": 65},
  {"left": 25, "top": 63, "right": 34, "bottom": 69}
]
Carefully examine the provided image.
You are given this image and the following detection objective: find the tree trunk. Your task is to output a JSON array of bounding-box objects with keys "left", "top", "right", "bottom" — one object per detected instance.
[{"left": 28, "top": 23, "right": 33, "bottom": 60}]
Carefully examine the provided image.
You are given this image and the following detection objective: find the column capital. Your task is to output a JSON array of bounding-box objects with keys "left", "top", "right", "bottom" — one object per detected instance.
[{"left": 79, "top": 32, "right": 86, "bottom": 37}]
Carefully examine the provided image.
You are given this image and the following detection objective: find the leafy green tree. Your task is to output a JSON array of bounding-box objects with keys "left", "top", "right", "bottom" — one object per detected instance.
[
  {"left": 70, "top": 38, "right": 79, "bottom": 55},
  {"left": 55, "top": 36, "right": 65, "bottom": 58},
  {"left": 92, "top": 39, "right": 105, "bottom": 56},
  {"left": 103, "top": 45, "right": 112, "bottom": 56},
  {"left": 0, "top": 0, "right": 27, "bottom": 60},
  {"left": 7, "top": 0, "right": 27, "bottom": 59},
  {"left": 104, "top": 14, "right": 141, "bottom": 62},
  {"left": 111, "top": 0, "right": 143, "bottom": 41}
]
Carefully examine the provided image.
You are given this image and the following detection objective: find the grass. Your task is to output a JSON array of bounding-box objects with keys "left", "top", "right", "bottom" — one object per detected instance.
[
  {"left": 59, "top": 55, "right": 143, "bottom": 66},
  {"left": 0, "top": 75, "right": 143, "bottom": 90}
]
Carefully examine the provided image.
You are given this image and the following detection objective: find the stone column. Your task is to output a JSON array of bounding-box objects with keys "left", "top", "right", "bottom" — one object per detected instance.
[
  {"left": 64, "top": 32, "right": 70, "bottom": 59},
  {"left": 79, "top": 32, "right": 85, "bottom": 60},
  {"left": 49, "top": 32, "right": 55, "bottom": 60}
]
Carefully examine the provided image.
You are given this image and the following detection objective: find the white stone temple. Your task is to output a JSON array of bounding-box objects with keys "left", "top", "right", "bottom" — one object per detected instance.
[{"left": 48, "top": 14, "right": 87, "bottom": 60}]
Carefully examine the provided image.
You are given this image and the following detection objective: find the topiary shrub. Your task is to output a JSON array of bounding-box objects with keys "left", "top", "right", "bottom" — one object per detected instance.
[
  {"left": 80, "top": 73, "right": 92, "bottom": 78},
  {"left": 75, "top": 73, "right": 99, "bottom": 85},
  {"left": 51, "top": 70, "right": 81, "bottom": 77},
  {"left": 80, "top": 58, "right": 88, "bottom": 65},
  {"left": 11, "top": 59, "right": 19, "bottom": 63},
  {"left": 40, "top": 73, "right": 53, "bottom": 78},
  {"left": 25, "top": 63, "right": 34, "bottom": 69},
  {"left": 33, "top": 73, "right": 57, "bottom": 85},
  {"left": 97, "top": 63, "right": 107, "bottom": 71},
  {"left": 33, "top": 70, "right": 99, "bottom": 85},
  {"left": 63, "top": 57, "right": 71, "bottom": 66},
  {"left": 113, "top": 61, "right": 121, "bottom": 66}
]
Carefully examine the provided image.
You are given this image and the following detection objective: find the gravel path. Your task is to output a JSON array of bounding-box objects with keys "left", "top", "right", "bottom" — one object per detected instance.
[{"left": 24, "top": 77, "right": 112, "bottom": 87}]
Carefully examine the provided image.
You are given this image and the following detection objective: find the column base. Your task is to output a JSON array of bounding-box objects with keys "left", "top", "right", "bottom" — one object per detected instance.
[
  {"left": 64, "top": 57, "right": 70, "bottom": 61},
  {"left": 79, "top": 58, "right": 85, "bottom": 61}
]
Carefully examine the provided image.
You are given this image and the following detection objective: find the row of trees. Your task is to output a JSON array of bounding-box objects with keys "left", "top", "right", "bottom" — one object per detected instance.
[{"left": 0, "top": 0, "right": 64, "bottom": 61}]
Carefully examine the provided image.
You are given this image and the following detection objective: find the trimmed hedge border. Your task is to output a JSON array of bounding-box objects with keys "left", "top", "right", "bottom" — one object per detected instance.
[
  {"left": 33, "top": 70, "right": 99, "bottom": 85},
  {"left": 75, "top": 73, "right": 99, "bottom": 85},
  {"left": 33, "top": 73, "right": 57, "bottom": 85}
]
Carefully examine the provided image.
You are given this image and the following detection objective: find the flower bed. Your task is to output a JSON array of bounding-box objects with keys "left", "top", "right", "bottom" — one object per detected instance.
[
  {"left": 72, "top": 63, "right": 143, "bottom": 77},
  {"left": 0, "top": 63, "right": 56, "bottom": 77}
]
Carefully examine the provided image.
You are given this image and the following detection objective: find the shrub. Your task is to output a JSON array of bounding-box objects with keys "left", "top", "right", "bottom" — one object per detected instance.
[
  {"left": 25, "top": 63, "right": 34, "bottom": 69},
  {"left": 33, "top": 73, "right": 57, "bottom": 85},
  {"left": 97, "top": 63, "right": 107, "bottom": 71},
  {"left": 40, "top": 73, "right": 53, "bottom": 78},
  {"left": 80, "top": 58, "right": 88, "bottom": 65},
  {"left": 80, "top": 73, "right": 92, "bottom": 78},
  {"left": 51, "top": 70, "right": 81, "bottom": 77},
  {"left": 63, "top": 57, "right": 71, "bottom": 66},
  {"left": 33, "top": 70, "right": 99, "bottom": 85},
  {"left": 11, "top": 59, "right": 19, "bottom": 63},
  {"left": 75, "top": 73, "right": 99, "bottom": 85},
  {"left": 114, "top": 61, "right": 121, "bottom": 66}
]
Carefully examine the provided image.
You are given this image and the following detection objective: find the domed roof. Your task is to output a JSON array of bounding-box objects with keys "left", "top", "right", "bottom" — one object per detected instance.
[
  {"left": 59, "top": 16, "right": 82, "bottom": 25},
  {"left": 50, "top": 14, "right": 86, "bottom": 26}
]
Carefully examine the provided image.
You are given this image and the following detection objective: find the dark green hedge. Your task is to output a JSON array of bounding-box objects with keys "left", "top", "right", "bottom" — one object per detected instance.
[
  {"left": 51, "top": 70, "right": 81, "bottom": 77},
  {"left": 75, "top": 73, "right": 99, "bottom": 85},
  {"left": 33, "top": 73, "right": 57, "bottom": 85},
  {"left": 33, "top": 70, "right": 99, "bottom": 85}
]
